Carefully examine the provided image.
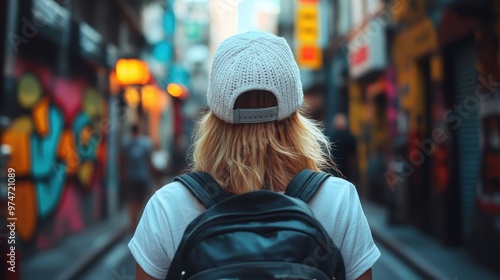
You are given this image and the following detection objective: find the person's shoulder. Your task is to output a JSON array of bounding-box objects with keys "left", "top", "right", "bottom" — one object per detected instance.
[
  {"left": 154, "top": 181, "right": 190, "bottom": 200},
  {"left": 322, "top": 176, "right": 355, "bottom": 191},
  {"left": 152, "top": 180, "right": 204, "bottom": 210},
  {"left": 314, "top": 176, "right": 358, "bottom": 202},
  {"left": 309, "top": 175, "right": 361, "bottom": 226}
]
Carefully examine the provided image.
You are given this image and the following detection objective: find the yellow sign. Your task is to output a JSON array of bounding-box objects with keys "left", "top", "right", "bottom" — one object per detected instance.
[
  {"left": 295, "top": 1, "right": 322, "bottom": 69},
  {"left": 295, "top": 5, "right": 319, "bottom": 42},
  {"left": 393, "top": 18, "right": 438, "bottom": 67},
  {"left": 297, "top": 44, "right": 322, "bottom": 70}
]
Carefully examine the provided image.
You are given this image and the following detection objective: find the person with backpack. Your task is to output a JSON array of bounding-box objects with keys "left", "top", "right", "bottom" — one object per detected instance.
[{"left": 128, "top": 31, "right": 380, "bottom": 280}]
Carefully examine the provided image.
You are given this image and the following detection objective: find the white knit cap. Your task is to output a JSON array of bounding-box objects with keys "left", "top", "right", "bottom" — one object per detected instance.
[{"left": 207, "top": 31, "right": 303, "bottom": 124}]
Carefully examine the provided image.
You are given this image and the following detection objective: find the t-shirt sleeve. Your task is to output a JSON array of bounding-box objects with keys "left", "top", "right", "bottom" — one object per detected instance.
[
  {"left": 340, "top": 183, "right": 381, "bottom": 280},
  {"left": 128, "top": 194, "right": 172, "bottom": 279}
]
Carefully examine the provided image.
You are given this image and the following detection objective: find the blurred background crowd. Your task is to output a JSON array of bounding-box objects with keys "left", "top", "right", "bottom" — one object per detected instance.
[{"left": 0, "top": 0, "right": 499, "bottom": 279}]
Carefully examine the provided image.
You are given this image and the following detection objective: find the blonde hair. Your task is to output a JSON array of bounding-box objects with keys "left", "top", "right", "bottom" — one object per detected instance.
[{"left": 188, "top": 91, "right": 336, "bottom": 194}]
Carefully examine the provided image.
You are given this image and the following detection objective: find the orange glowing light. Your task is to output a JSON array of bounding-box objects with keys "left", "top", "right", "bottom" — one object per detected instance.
[
  {"left": 167, "top": 83, "right": 184, "bottom": 98},
  {"left": 115, "top": 59, "right": 150, "bottom": 85},
  {"left": 124, "top": 86, "right": 140, "bottom": 105},
  {"left": 142, "top": 85, "right": 158, "bottom": 110}
]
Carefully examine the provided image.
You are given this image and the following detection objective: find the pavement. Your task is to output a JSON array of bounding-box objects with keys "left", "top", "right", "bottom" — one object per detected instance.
[
  {"left": 20, "top": 211, "right": 129, "bottom": 280},
  {"left": 362, "top": 200, "right": 500, "bottom": 280}
]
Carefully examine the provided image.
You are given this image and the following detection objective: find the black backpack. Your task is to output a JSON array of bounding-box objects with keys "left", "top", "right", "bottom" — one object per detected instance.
[{"left": 165, "top": 169, "right": 346, "bottom": 280}]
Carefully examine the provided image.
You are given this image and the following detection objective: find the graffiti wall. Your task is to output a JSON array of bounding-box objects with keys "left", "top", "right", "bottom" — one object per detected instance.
[{"left": 2, "top": 58, "right": 108, "bottom": 252}]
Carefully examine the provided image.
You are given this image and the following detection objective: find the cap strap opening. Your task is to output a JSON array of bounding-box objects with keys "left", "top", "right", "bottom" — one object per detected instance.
[{"left": 233, "top": 106, "right": 279, "bottom": 124}]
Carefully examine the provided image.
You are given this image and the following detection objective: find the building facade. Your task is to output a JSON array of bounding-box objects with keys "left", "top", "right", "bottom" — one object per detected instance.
[
  {"left": 0, "top": 0, "right": 159, "bottom": 273},
  {"left": 324, "top": 0, "right": 500, "bottom": 272}
]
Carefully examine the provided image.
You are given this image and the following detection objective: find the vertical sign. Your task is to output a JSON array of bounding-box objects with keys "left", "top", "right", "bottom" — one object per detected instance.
[{"left": 295, "top": 0, "right": 322, "bottom": 70}]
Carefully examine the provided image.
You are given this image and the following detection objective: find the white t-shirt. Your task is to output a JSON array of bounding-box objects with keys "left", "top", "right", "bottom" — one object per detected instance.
[{"left": 128, "top": 177, "right": 381, "bottom": 280}]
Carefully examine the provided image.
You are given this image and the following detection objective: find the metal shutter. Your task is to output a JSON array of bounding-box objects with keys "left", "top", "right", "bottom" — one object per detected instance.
[{"left": 452, "top": 41, "right": 480, "bottom": 237}]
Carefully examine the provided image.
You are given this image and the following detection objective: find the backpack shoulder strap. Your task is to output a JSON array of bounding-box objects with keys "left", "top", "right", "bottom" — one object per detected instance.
[
  {"left": 284, "top": 169, "right": 331, "bottom": 203},
  {"left": 174, "top": 172, "right": 232, "bottom": 209}
]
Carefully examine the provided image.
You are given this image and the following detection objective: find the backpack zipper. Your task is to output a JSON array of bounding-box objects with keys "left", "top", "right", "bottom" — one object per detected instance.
[{"left": 185, "top": 210, "right": 321, "bottom": 249}]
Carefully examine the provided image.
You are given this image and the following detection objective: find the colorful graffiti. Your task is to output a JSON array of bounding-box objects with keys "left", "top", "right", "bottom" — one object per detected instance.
[{"left": 2, "top": 59, "right": 107, "bottom": 248}]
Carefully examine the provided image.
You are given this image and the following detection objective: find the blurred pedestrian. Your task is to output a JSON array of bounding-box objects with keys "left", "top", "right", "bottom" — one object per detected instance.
[
  {"left": 121, "top": 123, "right": 154, "bottom": 232},
  {"left": 329, "top": 113, "right": 357, "bottom": 180},
  {"left": 129, "top": 31, "right": 379, "bottom": 280}
]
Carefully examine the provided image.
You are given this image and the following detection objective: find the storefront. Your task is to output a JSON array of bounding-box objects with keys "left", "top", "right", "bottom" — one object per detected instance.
[
  {"left": 390, "top": 14, "right": 464, "bottom": 240},
  {"left": 438, "top": 1, "right": 500, "bottom": 270},
  {"left": 347, "top": 17, "right": 390, "bottom": 200}
]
